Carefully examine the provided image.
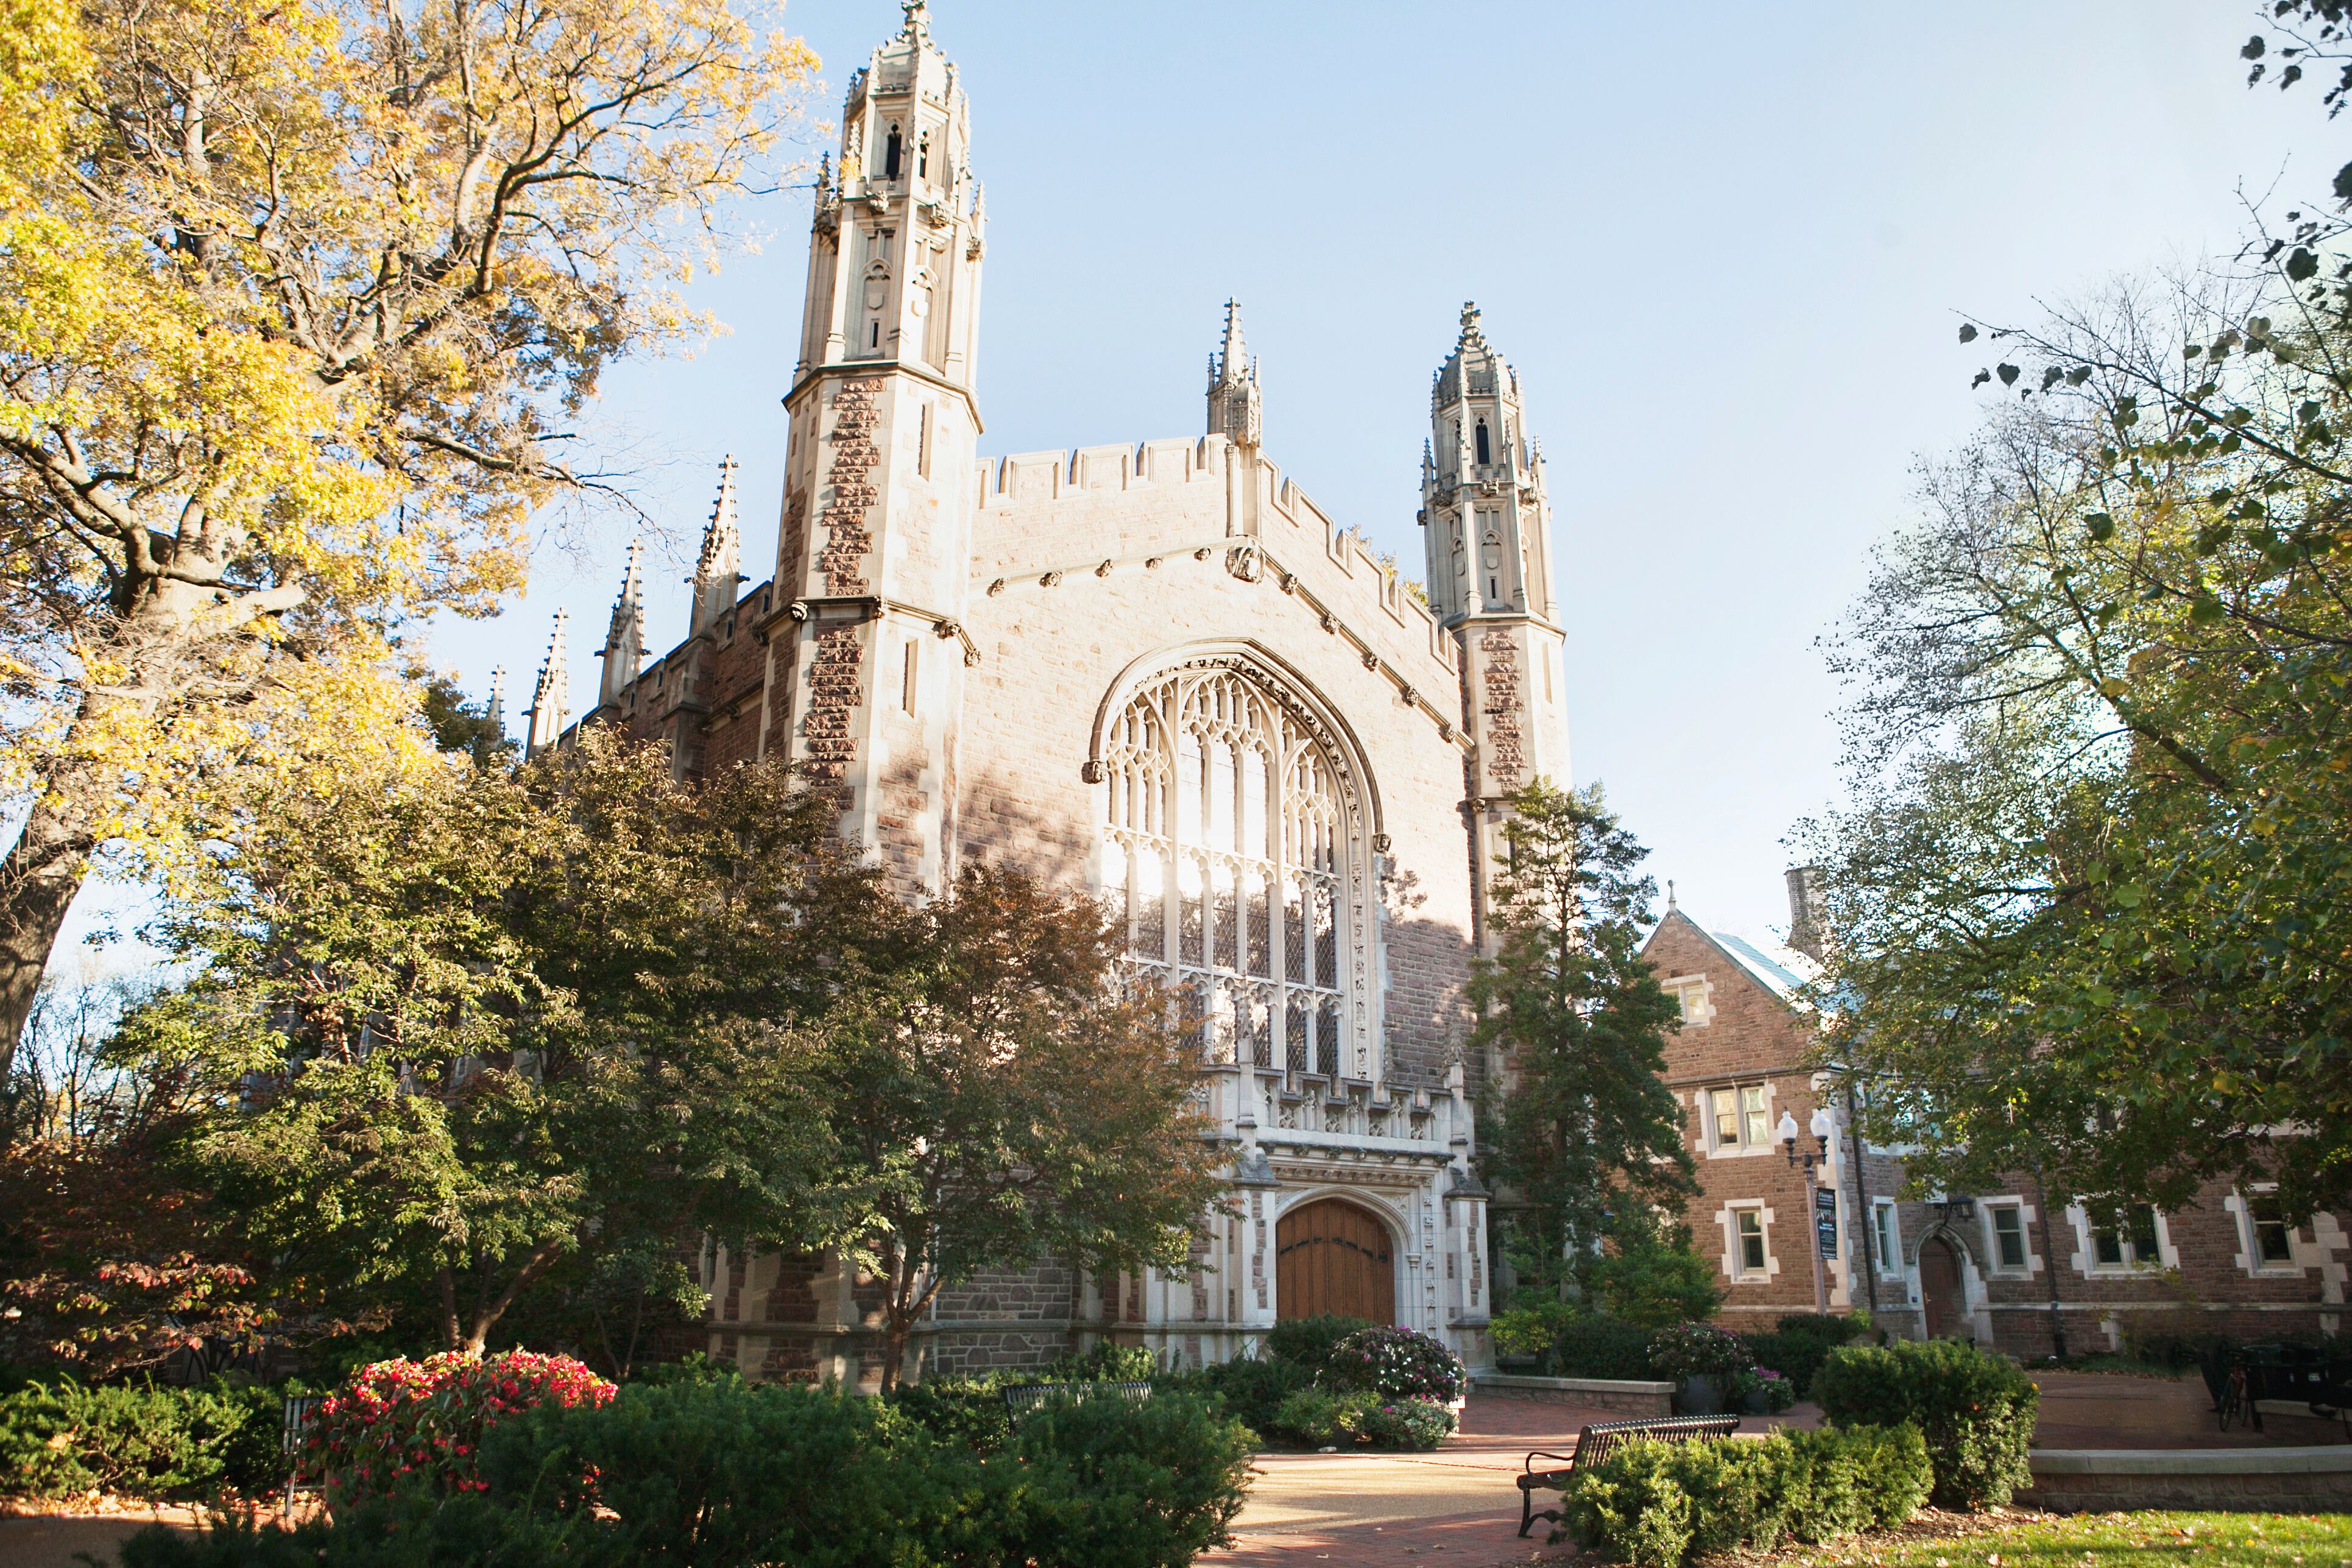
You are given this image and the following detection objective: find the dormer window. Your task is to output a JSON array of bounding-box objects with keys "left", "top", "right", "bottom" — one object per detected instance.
[
  {"left": 1475, "top": 419, "right": 1491, "bottom": 465},
  {"left": 884, "top": 124, "right": 903, "bottom": 179}
]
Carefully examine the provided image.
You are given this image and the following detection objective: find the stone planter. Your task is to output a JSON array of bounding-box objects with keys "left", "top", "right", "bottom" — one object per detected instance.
[
  {"left": 1742, "top": 1387, "right": 1773, "bottom": 1415},
  {"left": 1675, "top": 1374, "right": 1725, "bottom": 1416}
]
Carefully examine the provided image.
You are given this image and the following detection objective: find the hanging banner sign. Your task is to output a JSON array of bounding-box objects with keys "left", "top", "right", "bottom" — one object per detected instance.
[{"left": 1815, "top": 1187, "right": 1840, "bottom": 1259}]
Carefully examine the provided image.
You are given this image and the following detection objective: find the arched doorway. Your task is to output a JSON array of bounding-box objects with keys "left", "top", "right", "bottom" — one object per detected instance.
[
  {"left": 1276, "top": 1198, "right": 1395, "bottom": 1323},
  {"left": 1919, "top": 1236, "right": 1967, "bottom": 1340}
]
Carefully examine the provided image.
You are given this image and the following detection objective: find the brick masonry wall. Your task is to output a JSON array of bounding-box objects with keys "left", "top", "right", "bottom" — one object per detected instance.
[{"left": 1642, "top": 911, "right": 2352, "bottom": 1350}]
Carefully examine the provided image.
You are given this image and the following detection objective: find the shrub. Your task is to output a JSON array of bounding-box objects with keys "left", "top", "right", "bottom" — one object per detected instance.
[
  {"left": 1324, "top": 1326, "right": 1465, "bottom": 1402},
  {"left": 1009, "top": 1390, "right": 1255, "bottom": 1568},
  {"left": 1562, "top": 1425, "right": 1930, "bottom": 1566},
  {"left": 118, "top": 1488, "right": 612, "bottom": 1568},
  {"left": 1355, "top": 1396, "right": 1455, "bottom": 1451},
  {"left": 1550, "top": 1316, "right": 1659, "bottom": 1380},
  {"left": 1647, "top": 1322, "right": 1746, "bottom": 1381},
  {"left": 1155, "top": 1354, "right": 1315, "bottom": 1436},
  {"left": 881, "top": 1368, "right": 1019, "bottom": 1455},
  {"left": 0, "top": 1376, "right": 290, "bottom": 1502},
  {"left": 1044, "top": 1341, "right": 1160, "bottom": 1381},
  {"left": 1263, "top": 1314, "right": 1369, "bottom": 1374},
  {"left": 310, "top": 1351, "right": 613, "bottom": 1502},
  {"left": 1815, "top": 1338, "right": 2038, "bottom": 1510},
  {"left": 1268, "top": 1386, "right": 1379, "bottom": 1446},
  {"left": 127, "top": 1379, "right": 1254, "bottom": 1568},
  {"left": 1747, "top": 1312, "right": 1871, "bottom": 1398},
  {"left": 1590, "top": 1234, "right": 1726, "bottom": 1327},
  {"left": 1729, "top": 1365, "right": 1798, "bottom": 1413},
  {"left": 482, "top": 1377, "right": 967, "bottom": 1568},
  {"left": 1492, "top": 1299, "right": 1576, "bottom": 1359}
]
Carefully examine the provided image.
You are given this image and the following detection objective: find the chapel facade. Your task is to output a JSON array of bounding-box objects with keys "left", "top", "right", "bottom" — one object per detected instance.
[{"left": 511, "top": 2, "right": 1570, "bottom": 1383}]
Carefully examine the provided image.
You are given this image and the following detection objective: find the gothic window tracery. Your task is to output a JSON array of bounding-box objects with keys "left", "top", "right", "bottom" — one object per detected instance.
[{"left": 1101, "top": 663, "right": 1359, "bottom": 1078}]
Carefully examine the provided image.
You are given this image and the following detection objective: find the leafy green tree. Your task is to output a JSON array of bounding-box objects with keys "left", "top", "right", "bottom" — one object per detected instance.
[
  {"left": 1803, "top": 256, "right": 2352, "bottom": 1220},
  {"left": 796, "top": 864, "right": 1227, "bottom": 1390},
  {"left": 1472, "top": 780, "right": 1694, "bottom": 1302},
  {"left": 123, "top": 733, "right": 863, "bottom": 1354}
]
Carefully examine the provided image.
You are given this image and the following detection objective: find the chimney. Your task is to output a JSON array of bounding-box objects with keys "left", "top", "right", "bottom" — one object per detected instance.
[{"left": 1785, "top": 866, "right": 1825, "bottom": 961}]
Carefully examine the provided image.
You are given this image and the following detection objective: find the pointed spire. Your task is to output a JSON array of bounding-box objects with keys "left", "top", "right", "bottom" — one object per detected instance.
[
  {"left": 484, "top": 666, "right": 507, "bottom": 743},
  {"left": 900, "top": 0, "right": 928, "bottom": 40},
  {"left": 598, "top": 539, "right": 645, "bottom": 708},
  {"left": 1212, "top": 299, "right": 1252, "bottom": 387},
  {"left": 1206, "top": 298, "right": 1262, "bottom": 446},
  {"left": 691, "top": 456, "right": 743, "bottom": 637},
  {"left": 1666, "top": 879, "right": 1678, "bottom": 914},
  {"left": 525, "top": 610, "right": 570, "bottom": 759}
]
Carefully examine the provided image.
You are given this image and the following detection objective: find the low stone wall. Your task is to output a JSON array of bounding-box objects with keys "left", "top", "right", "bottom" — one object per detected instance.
[
  {"left": 1472, "top": 1374, "right": 1675, "bottom": 1418},
  {"left": 2021, "top": 1447, "right": 2352, "bottom": 1513}
]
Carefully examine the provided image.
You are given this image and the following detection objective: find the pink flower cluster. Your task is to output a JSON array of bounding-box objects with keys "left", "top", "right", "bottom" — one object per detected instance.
[{"left": 308, "top": 1349, "right": 615, "bottom": 1501}]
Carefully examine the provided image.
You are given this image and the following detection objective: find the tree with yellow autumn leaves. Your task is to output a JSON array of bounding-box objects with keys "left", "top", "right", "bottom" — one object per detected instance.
[{"left": 0, "top": 0, "right": 818, "bottom": 1077}]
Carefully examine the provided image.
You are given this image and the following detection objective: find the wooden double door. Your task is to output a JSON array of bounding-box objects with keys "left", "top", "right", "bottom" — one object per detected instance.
[{"left": 1276, "top": 1198, "right": 1396, "bottom": 1324}]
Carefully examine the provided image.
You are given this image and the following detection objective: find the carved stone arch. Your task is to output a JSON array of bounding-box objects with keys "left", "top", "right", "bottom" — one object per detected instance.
[
  {"left": 1086, "top": 640, "right": 1385, "bottom": 845},
  {"left": 1090, "top": 641, "right": 1385, "bottom": 1082}
]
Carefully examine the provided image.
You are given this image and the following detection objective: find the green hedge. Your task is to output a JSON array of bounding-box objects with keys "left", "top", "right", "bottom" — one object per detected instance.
[
  {"left": 1743, "top": 1312, "right": 1870, "bottom": 1399},
  {"left": 116, "top": 1378, "right": 1254, "bottom": 1568},
  {"left": 1815, "top": 1338, "right": 2038, "bottom": 1509},
  {"left": 0, "top": 1376, "right": 292, "bottom": 1503},
  {"left": 1547, "top": 1317, "right": 1660, "bottom": 1380},
  {"left": 1260, "top": 1315, "right": 1369, "bottom": 1376},
  {"left": 1563, "top": 1425, "right": 1931, "bottom": 1568}
]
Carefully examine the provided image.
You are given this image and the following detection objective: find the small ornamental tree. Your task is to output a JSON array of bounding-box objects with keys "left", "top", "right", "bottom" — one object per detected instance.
[{"left": 309, "top": 1351, "right": 615, "bottom": 1500}]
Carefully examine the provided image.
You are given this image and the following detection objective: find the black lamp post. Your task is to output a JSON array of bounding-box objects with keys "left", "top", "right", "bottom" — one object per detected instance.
[{"left": 1778, "top": 1106, "right": 1836, "bottom": 1313}]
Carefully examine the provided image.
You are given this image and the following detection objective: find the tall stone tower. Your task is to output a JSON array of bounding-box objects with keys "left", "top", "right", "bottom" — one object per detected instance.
[
  {"left": 761, "top": 0, "right": 984, "bottom": 891},
  {"left": 1419, "top": 303, "right": 1571, "bottom": 948}
]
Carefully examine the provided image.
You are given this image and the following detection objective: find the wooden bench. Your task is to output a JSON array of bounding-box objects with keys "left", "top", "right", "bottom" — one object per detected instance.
[
  {"left": 1518, "top": 1414, "right": 1741, "bottom": 1538},
  {"left": 1000, "top": 1379, "right": 1154, "bottom": 1421}
]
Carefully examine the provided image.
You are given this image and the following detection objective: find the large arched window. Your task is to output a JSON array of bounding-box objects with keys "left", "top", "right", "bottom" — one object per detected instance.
[{"left": 1101, "top": 659, "right": 1363, "bottom": 1076}]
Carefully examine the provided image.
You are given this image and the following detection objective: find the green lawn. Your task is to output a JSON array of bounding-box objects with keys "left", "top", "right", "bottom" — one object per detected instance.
[{"left": 1804, "top": 1512, "right": 2350, "bottom": 1568}]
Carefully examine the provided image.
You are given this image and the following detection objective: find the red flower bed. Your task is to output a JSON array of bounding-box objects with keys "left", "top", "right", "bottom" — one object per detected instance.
[{"left": 307, "top": 1349, "right": 615, "bottom": 1500}]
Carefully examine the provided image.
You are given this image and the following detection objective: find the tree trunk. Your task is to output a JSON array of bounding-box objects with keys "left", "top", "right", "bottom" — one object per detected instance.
[{"left": 0, "top": 784, "right": 98, "bottom": 1097}]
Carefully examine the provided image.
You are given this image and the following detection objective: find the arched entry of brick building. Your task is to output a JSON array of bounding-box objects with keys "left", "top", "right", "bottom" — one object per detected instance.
[
  {"left": 1919, "top": 1236, "right": 1968, "bottom": 1340},
  {"left": 1276, "top": 1198, "right": 1396, "bottom": 1323}
]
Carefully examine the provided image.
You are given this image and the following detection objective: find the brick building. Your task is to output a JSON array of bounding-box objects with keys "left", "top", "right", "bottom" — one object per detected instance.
[
  {"left": 1649, "top": 873, "right": 2351, "bottom": 1355},
  {"left": 502, "top": 3, "right": 1580, "bottom": 1385}
]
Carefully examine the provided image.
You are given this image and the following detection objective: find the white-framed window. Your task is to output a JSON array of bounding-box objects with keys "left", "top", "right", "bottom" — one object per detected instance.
[
  {"left": 1101, "top": 660, "right": 1363, "bottom": 1076},
  {"left": 2077, "top": 1202, "right": 2167, "bottom": 1271},
  {"left": 1729, "top": 1205, "right": 1771, "bottom": 1280},
  {"left": 1664, "top": 975, "right": 1714, "bottom": 1028},
  {"left": 2233, "top": 1185, "right": 2301, "bottom": 1274},
  {"left": 1981, "top": 1200, "right": 2032, "bottom": 1274},
  {"left": 1706, "top": 1083, "right": 1771, "bottom": 1153},
  {"left": 1872, "top": 1198, "right": 1902, "bottom": 1277}
]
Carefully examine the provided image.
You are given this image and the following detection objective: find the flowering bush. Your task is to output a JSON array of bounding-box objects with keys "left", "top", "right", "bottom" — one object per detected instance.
[
  {"left": 1728, "top": 1366, "right": 1798, "bottom": 1413},
  {"left": 1647, "top": 1322, "right": 1747, "bottom": 1382},
  {"left": 308, "top": 1350, "right": 614, "bottom": 1500},
  {"left": 1324, "top": 1326, "right": 1465, "bottom": 1402}
]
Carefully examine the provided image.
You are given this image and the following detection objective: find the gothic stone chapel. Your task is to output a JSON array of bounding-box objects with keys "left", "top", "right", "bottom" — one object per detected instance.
[{"left": 517, "top": 2, "right": 1570, "bottom": 1384}]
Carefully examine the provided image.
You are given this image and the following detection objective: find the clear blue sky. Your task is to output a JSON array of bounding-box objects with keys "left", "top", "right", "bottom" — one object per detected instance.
[{"left": 412, "top": 3, "right": 2322, "bottom": 943}]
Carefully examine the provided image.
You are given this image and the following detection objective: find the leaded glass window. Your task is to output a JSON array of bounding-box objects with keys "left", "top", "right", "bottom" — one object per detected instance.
[{"left": 1102, "top": 663, "right": 1355, "bottom": 1073}]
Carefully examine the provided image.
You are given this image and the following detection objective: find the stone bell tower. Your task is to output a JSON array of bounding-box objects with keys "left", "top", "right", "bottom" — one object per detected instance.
[
  {"left": 1420, "top": 303, "right": 1571, "bottom": 950},
  {"left": 761, "top": 0, "right": 984, "bottom": 891}
]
